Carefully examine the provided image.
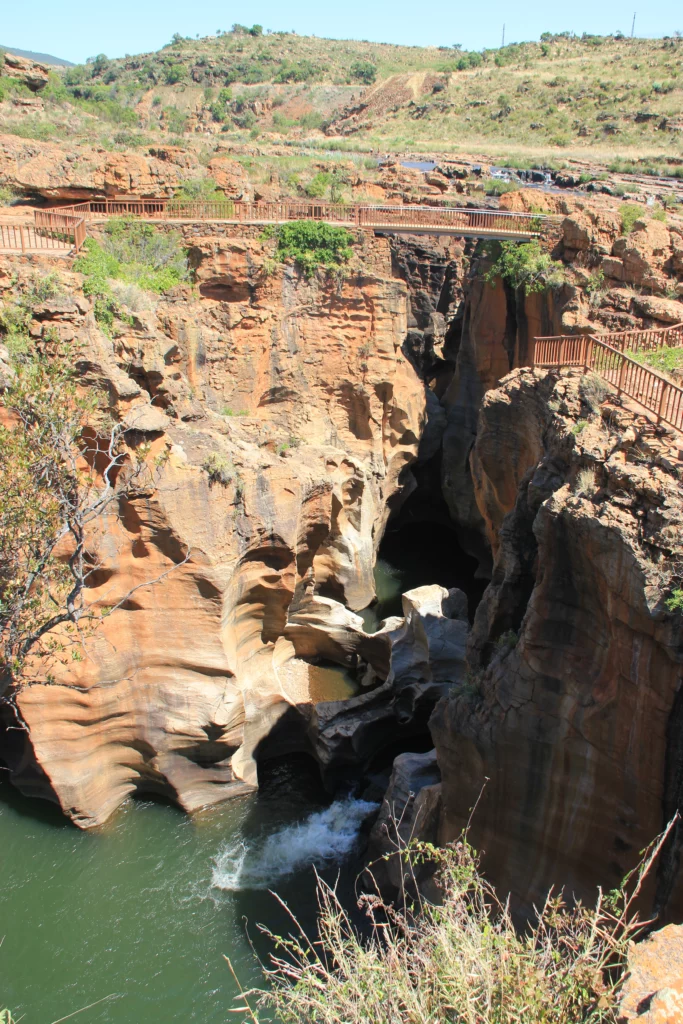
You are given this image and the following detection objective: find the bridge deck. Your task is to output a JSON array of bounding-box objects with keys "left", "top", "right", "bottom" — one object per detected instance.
[{"left": 84, "top": 214, "right": 540, "bottom": 241}]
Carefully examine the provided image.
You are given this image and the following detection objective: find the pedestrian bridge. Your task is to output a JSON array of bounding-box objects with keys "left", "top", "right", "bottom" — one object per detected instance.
[{"left": 55, "top": 197, "right": 550, "bottom": 242}]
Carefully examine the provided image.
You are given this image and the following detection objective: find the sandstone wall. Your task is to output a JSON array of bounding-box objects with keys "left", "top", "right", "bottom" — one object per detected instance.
[
  {"left": 2, "top": 242, "right": 427, "bottom": 827},
  {"left": 432, "top": 368, "right": 683, "bottom": 917}
]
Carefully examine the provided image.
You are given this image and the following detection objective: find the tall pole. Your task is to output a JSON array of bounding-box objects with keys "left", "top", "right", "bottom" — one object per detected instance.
[
  {"left": 502, "top": 23, "right": 505, "bottom": 47},
  {"left": 631, "top": 12, "right": 636, "bottom": 37}
]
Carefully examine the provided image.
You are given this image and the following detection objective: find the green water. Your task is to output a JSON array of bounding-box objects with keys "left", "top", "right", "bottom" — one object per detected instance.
[
  {"left": 0, "top": 532, "right": 481, "bottom": 1023},
  {"left": 0, "top": 760, "right": 370, "bottom": 1024}
]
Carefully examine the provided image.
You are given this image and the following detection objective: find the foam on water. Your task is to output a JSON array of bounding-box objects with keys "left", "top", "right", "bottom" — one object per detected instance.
[{"left": 211, "top": 797, "right": 378, "bottom": 891}]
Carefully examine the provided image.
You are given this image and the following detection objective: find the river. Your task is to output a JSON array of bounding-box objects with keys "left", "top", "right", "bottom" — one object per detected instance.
[
  {"left": 1, "top": 538, "right": 480, "bottom": 1022},
  {"left": 0, "top": 758, "right": 374, "bottom": 1024}
]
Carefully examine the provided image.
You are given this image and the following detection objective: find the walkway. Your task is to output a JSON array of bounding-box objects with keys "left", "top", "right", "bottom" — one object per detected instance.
[
  {"left": 533, "top": 323, "right": 683, "bottom": 433},
  {"left": 58, "top": 198, "right": 549, "bottom": 241},
  {"left": 0, "top": 212, "right": 86, "bottom": 256}
]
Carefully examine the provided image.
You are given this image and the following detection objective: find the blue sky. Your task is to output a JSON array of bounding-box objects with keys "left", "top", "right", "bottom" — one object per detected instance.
[{"left": 2, "top": 0, "right": 680, "bottom": 65}]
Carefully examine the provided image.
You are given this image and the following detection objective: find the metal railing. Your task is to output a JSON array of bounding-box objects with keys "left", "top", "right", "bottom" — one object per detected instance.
[
  {"left": 533, "top": 328, "right": 683, "bottom": 433},
  {"left": 51, "top": 198, "right": 547, "bottom": 237},
  {"left": 0, "top": 213, "right": 86, "bottom": 254}
]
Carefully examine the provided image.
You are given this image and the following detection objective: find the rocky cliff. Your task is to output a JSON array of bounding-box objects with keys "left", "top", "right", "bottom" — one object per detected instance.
[
  {"left": 1, "top": 236, "right": 434, "bottom": 827},
  {"left": 432, "top": 367, "right": 683, "bottom": 917}
]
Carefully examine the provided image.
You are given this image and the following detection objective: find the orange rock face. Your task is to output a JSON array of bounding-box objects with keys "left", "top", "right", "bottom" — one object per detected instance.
[
  {"left": 0, "top": 134, "right": 202, "bottom": 200},
  {"left": 3, "top": 245, "right": 426, "bottom": 827},
  {"left": 619, "top": 924, "right": 683, "bottom": 1022}
]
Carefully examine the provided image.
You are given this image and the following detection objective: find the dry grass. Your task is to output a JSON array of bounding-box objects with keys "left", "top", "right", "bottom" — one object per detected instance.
[
  {"left": 234, "top": 821, "right": 676, "bottom": 1024},
  {"left": 9, "top": 31, "right": 679, "bottom": 158}
]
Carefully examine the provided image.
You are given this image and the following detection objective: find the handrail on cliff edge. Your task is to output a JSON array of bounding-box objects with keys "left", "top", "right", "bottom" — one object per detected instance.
[
  {"left": 36, "top": 198, "right": 554, "bottom": 241},
  {"left": 532, "top": 325, "right": 683, "bottom": 433}
]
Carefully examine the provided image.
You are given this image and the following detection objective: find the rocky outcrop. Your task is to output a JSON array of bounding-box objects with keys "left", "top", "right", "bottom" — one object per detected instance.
[
  {"left": 0, "top": 135, "right": 204, "bottom": 200},
  {"left": 2, "top": 52, "right": 49, "bottom": 91},
  {"left": 365, "top": 748, "right": 442, "bottom": 898},
  {"left": 1, "top": 245, "right": 429, "bottom": 827},
  {"left": 431, "top": 367, "right": 683, "bottom": 918},
  {"left": 619, "top": 924, "right": 683, "bottom": 1022},
  {"left": 312, "top": 585, "right": 468, "bottom": 787}
]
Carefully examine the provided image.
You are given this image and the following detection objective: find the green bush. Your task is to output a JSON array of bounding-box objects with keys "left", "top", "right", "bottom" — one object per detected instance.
[
  {"left": 305, "top": 171, "right": 331, "bottom": 198},
  {"left": 163, "top": 63, "right": 187, "bottom": 85},
  {"left": 349, "top": 60, "right": 377, "bottom": 85},
  {"left": 485, "top": 240, "right": 566, "bottom": 294},
  {"left": 620, "top": 203, "right": 642, "bottom": 235},
  {"left": 162, "top": 106, "right": 188, "bottom": 134},
  {"left": 666, "top": 588, "right": 683, "bottom": 612},
  {"left": 275, "top": 221, "right": 354, "bottom": 279},
  {"left": 74, "top": 220, "right": 189, "bottom": 328}
]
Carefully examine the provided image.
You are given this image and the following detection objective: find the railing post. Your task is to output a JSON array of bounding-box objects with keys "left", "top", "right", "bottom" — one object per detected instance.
[
  {"left": 581, "top": 335, "right": 588, "bottom": 371},
  {"left": 617, "top": 354, "right": 627, "bottom": 395},
  {"left": 657, "top": 381, "right": 668, "bottom": 423},
  {"left": 19, "top": 225, "right": 26, "bottom": 253}
]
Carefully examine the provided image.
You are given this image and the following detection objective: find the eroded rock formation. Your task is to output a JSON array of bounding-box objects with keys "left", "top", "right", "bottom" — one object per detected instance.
[
  {"left": 2, "top": 241, "right": 429, "bottom": 827},
  {"left": 431, "top": 368, "right": 683, "bottom": 917}
]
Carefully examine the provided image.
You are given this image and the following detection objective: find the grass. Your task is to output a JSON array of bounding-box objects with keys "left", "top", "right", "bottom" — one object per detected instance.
[
  {"left": 237, "top": 828, "right": 669, "bottom": 1024},
  {"left": 28, "top": 32, "right": 683, "bottom": 156},
  {"left": 628, "top": 346, "right": 683, "bottom": 380}
]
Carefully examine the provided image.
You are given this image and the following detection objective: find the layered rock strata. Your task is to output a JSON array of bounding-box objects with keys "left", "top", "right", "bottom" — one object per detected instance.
[
  {"left": 2, "top": 243, "right": 430, "bottom": 827},
  {"left": 431, "top": 368, "right": 683, "bottom": 917}
]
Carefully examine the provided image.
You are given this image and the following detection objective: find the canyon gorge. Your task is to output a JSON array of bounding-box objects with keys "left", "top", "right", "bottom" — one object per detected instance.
[{"left": 2, "top": 139, "right": 683, "bottom": 1016}]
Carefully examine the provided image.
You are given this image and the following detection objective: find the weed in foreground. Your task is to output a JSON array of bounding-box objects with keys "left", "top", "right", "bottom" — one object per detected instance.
[{"left": 234, "top": 820, "right": 676, "bottom": 1024}]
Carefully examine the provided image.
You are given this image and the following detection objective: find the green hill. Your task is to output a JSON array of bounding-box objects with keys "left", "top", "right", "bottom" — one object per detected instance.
[
  {"left": 0, "top": 27, "right": 682, "bottom": 169},
  {"left": 0, "top": 44, "right": 74, "bottom": 67}
]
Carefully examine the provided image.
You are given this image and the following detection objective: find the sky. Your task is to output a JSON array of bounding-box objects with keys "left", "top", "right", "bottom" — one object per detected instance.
[{"left": 2, "top": 0, "right": 680, "bottom": 65}]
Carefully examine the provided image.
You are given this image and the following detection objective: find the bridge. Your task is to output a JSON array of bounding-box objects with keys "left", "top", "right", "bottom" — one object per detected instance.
[
  {"left": 533, "top": 323, "right": 683, "bottom": 433},
  {"left": 0, "top": 198, "right": 550, "bottom": 256}
]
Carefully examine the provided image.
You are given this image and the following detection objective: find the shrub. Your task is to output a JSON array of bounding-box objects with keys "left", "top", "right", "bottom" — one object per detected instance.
[
  {"left": 581, "top": 372, "right": 609, "bottom": 411},
  {"left": 620, "top": 203, "right": 642, "bottom": 235},
  {"left": 0, "top": 184, "right": 20, "bottom": 206},
  {"left": 666, "top": 588, "right": 683, "bottom": 612},
  {"left": 163, "top": 63, "right": 187, "bottom": 85},
  {"left": 162, "top": 106, "right": 188, "bottom": 134},
  {"left": 242, "top": 835, "right": 650, "bottom": 1024},
  {"left": 275, "top": 221, "right": 354, "bottom": 279},
  {"left": 305, "top": 171, "right": 331, "bottom": 198},
  {"left": 574, "top": 466, "right": 597, "bottom": 495},
  {"left": 74, "top": 220, "right": 188, "bottom": 329},
  {"left": 203, "top": 452, "right": 235, "bottom": 486},
  {"left": 174, "top": 177, "right": 225, "bottom": 201},
  {"left": 349, "top": 60, "right": 377, "bottom": 85},
  {"left": 485, "top": 240, "right": 566, "bottom": 294}
]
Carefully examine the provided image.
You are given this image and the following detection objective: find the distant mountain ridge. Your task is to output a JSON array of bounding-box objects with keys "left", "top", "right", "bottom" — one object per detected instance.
[{"left": 0, "top": 45, "right": 74, "bottom": 67}]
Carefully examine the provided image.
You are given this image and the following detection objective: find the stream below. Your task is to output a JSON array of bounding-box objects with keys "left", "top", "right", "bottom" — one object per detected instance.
[{"left": 0, "top": 534, "right": 482, "bottom": 1022}]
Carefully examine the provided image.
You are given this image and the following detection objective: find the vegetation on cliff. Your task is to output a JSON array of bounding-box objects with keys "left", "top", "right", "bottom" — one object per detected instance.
[
  {"left": 240, "top": 836, "right": 657, "bottom": 1024},
  {"left": 273, "top": 221, "right": 354, "bottom": 279},
  {"left": 484, "top": 240, "right": 566, "bottom": 293},
  {"left": 74, "top": 218, "right": 188, "bottom": 330}
]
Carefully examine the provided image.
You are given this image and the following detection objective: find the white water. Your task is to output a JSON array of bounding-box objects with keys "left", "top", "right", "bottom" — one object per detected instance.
[{"left": 211, "top": 797, "right": 378, "bottom": 891}]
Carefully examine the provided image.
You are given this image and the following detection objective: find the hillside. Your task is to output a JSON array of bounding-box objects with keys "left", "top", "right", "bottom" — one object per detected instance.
[
  {"left": 0, "top": 45, "right": 74, "bottom": 67},
  {"left": 0, "top": 28, "right": 682, "bottom": 178}
]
